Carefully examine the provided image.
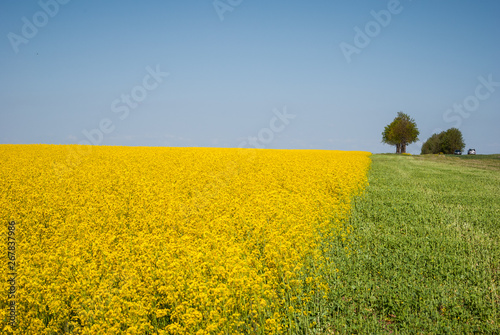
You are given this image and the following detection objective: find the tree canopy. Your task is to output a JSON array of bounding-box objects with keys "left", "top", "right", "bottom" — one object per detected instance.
[
  {"left": 421, "top": 128, "right": 465, "bottom": 154},
  {"left": 382, "top": 112, "right": 420, "bottom": 154}
]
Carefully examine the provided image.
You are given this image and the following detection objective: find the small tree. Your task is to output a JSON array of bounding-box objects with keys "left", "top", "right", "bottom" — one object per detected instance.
[
  {"left": 444, "top": 128, "right": 465, "bottom": 153},
  {"left": 382, "top": 112, "right": 420, "bottom": 154},
  {"left": 421, "top": 133, "right": 441, "bottom": 154}
]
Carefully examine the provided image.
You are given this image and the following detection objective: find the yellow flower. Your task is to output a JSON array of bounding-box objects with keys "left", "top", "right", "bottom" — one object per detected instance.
[{"left": 0, "top": 144, "right": 370, "bottom": 334}]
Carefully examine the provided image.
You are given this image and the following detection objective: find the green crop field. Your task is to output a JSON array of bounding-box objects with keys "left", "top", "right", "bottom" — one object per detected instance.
[{"left": 319, "top": 154, "right": 500, "bottom": 334}]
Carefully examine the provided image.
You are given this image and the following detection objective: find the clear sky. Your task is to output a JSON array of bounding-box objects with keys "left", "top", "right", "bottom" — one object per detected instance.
[{"left": 1, "top": 0, "right": 499, "bottom": 154}]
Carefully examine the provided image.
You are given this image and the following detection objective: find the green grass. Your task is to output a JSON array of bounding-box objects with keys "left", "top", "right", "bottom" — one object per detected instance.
[
  {"left": 417, "top": 154, "right": 500, "bottom": 171},
  {"left": 319, "top": 154, "right": 500, "bottom": 334}
]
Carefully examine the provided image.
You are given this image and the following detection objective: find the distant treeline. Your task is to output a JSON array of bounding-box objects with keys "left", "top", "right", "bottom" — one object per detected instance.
[{"left": 421, "top": 128, "right": 465, "bottom": 154}]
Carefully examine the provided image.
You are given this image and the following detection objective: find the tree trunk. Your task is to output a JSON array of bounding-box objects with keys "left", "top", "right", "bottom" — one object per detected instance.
[
  {"left": 396, "top": 144, "right": 401, "bottom": 154},
  {"left": 401, "top": 143, "right": 406, "bottom": 154}
]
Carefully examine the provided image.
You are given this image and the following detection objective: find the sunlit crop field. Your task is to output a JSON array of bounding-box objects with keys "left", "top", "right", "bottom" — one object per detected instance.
[{"left": 1, "top": 145, "right": 371, "bottom": 334}]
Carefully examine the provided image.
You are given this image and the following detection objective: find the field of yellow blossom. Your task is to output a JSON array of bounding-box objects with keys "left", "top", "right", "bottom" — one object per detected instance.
[{"left": 1, "top": 145, "right": 370, "bottom": 334}]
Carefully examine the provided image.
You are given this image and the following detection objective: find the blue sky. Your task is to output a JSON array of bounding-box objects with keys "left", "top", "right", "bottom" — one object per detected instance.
[{"left": 1, "top": 0, "right": 499, "bottom": 154}]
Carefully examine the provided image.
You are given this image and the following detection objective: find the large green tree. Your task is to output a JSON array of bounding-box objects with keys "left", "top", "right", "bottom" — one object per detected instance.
[
  {"left": 382, "top": 112, "right": 420, "bottom": 154},
  {"left": 420, "top": 133, "right": 441, "bottom": 154},
  {"left": 421, "top": 128, "right": 465, "bottom": 154},
  {"left": 443, "top": 128, "right": 466, "bottom": 153}
]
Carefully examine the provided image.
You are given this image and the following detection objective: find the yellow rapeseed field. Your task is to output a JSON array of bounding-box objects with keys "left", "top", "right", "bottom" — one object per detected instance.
[{"left": 1, "top": 145, "right": 370, "bottom": 334}]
